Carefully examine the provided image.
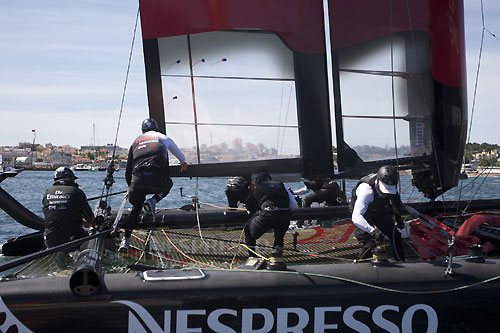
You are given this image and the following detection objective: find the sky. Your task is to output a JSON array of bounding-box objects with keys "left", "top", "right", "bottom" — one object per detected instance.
[{"left": 0, "top": 0, "right": 499, "bottom": 150}]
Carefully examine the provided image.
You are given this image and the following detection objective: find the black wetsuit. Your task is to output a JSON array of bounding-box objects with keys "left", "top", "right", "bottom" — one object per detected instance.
[
  {"left": 225, "top": 176, "right": 250, "bottom": 208},
  {"left": 124, "top": 131, "right": 182, "bottom": 238},
  {"left": 244, "top": 179, "right": 291, "bottom": 255},
  {"left": 303, "top": 179, "right": 345, "bottom": 207},
  {"left": 350, "top": 174, "right": 404, "bottom": 260},
  {"left": 42, "top": 180, "right": 93, "bottom": 248}
]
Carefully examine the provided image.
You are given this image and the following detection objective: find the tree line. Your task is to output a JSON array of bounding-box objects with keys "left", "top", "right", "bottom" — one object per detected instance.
[{"left": 464, "top": 142, "right": 500, "bottom": 166}]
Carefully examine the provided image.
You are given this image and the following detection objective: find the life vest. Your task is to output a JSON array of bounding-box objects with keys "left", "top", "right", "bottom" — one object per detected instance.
[
  {"left": 42, "top": 180, "right": 91, "bottom": 244},
  {"left": 253, "top": 180, "right": 290, "bottom": 210},
  {"left": 130, "top": 132, "right": 170, "bottom": 178},
  {"left": 350, "top": 174, "right": 393, "bottom": 213}
]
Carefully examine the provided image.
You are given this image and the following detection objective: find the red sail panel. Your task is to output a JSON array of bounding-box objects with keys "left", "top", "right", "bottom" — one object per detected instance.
[
  {"left": 429, "top": 0, "right": 467, "bottom": 87},
  {"left": 139, "top": 0, "right": 327, "bottom": 53},
  {"left": 139, "top": 0, "right": 465, "bottom": 86}
]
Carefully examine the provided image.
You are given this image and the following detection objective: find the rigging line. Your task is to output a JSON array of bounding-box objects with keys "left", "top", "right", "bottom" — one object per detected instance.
[
  {"left": 460, "top": 166, "right": 494, "bottom": 215},
  {"left": 194, "top": 177, "right": 208, "bottom": 245},
  {"left": 201, "top": 267, "right": 500, "bottom": 295},
  {"left": 160, "top": 229, "right": 221, "bottom": 268},
  {"left": 150, "top": 234, "right": 166, "bottom": 268},
  {"left": 162, "top": 73, "right": 295, "bottom": 82},
  {"left": 96, "top": 6, "right": 139, "bottom": 208},
  {"left": 453, "top": 166, "right": 491, "bottom": 194},
  {"left": 339, "top": 68, "right": 417, "bottom": 78},
  {"left": 484, "top": 27, "right": 500, "bottom": 43},
  {"left": 229, "top": 228, "right": 246, "bottom": 269},
  {"left": 187, "top": 35, "right": 202, "bottom": 164},
  {"left": 198, "top": 200, "right": 247, "bottom": 211},
  {"left": 279, "top": 83, "right": 294, "bottom": 155},
  {"left": 124, "top": 230, "right": 154, "bottom": 273},
  {"left": 458, "top": 0, "right": 487, "bottom": 221},
  {"left": 111, "top": 7, "right": 140, "bottom": 162},
  {"left": 389, "top": 9, "right": 405, "bottom": 259},
  {"left": 341, "top": 115, "right": 423, "bottom": 120},
  {"left": 453, "top": 163, "right": 467, "bottom": 225},
  {"left": 142, "top": 247, "right": 207, "bottom": 268},
  {"left": 276, "top": 66, "right": 287, "bottom": 152},
  {"left": 164, "top": 121, "right": 298, "bottom": 128},
  {"left": 467, "top": 0, "right": 486, "bottom": 145},
  {"left": 404, "top": 0, "right": 447, "bottom": 212},
  {"left": 389, "top": 0, "right": 401, "bottom": 192}
]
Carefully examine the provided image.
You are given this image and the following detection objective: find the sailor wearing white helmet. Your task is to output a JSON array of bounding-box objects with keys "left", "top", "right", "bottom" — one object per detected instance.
[{"left": 350, "top": 165, "right": 405, "bottom": 261}]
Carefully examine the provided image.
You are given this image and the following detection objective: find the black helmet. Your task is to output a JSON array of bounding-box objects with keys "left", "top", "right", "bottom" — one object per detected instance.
[
  {"left": 54, "top": 167, "right": 77, "bottom": 181},
  {"left": 252, "top": 170, "right": 271, "bottom": 184},
  {"left": 376, "top": 165, "right": 398, "bottom": 186},
  {"left": 141, "top": 118, "right": 159, "bottom": 132}
]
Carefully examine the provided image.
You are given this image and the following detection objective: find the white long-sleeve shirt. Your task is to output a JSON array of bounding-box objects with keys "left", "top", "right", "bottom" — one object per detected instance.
[
  {"left": 292, "top": 185, "right": 311, "bottom": 196},
  {"left": 287, "top": 188, "right": 299, "bottom": 209},
  {"left": 150, "top": 131, "right": 186, "bottom": 164},
  {"left": 351, "top": 182, "right": 387, "bottom": 233}
]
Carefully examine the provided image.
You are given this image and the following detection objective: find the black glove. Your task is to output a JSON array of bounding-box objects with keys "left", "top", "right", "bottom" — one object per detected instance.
[
  {"left": 396, "top": 216, "right": 405, "bottom": 230},
  {"left": 370, "top": 227, "right": 385, "bottom": 243}
]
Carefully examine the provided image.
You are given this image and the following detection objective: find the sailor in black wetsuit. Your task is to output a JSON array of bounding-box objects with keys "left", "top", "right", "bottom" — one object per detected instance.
[
  {"left": 120, "top": 118, "right": 188, "bottom": 252},
  {"left": 293, "top": 178, "right": 346, "bottom": 207},
  {"left": 350, "top": 165, "right": 405, "bottom": 261},
  {"left": 42, "top": 167, "right": 94, "bottom": 267},
  {"left": 292, "top": 178, "right": 345, "bottom": 227},
  {"left": 244, "top": 171, "right": 298, "bottom": 256},
  {"left": 225, "top": 176, "right": 251, "bottom": 208}
]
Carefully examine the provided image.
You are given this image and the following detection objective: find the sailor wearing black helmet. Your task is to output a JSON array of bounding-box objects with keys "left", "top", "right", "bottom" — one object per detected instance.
[
  {"left": 293, "top": 178, "right": 345, "bottom": 207},
  {"left": 244, "top": 170, "right": 298, "bottom": 256},
  {"left": 120, "top": 118, "right": 188, "bottom": 252},
  {"left": 42, "top": 167, "right": 95, "bottom": 266},
  {"left": 350, "top": 165, "right": 405, "bottom": 261},
  {"left": 225, "top": 176, "right": 251, "bottom": 208}
]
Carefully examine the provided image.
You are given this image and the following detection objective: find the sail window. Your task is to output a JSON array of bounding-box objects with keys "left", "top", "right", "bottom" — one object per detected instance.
[
  {"left": 158, "top": 31, "right": 299, "bottom": 164},
  {"left": 335, "top": 33, "right": 433, "bottom": 165}
]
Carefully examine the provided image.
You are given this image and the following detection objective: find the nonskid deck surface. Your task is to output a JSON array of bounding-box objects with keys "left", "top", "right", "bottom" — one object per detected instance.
[{"left": 5, "top": 221, "right": 420, "bottom": 278}]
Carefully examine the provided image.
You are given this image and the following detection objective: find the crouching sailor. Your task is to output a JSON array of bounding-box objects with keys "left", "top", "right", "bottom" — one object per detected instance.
[
  {"left": 225, "top": 176, "right": 251, "bottom": 208},
  {"left": 293, "top": 178, "right": 345, "bottom": 207},
  {"left": 350, "top": 165, "right": 405, "bottom": 261},
  {"left": 244, "top": 170, "right": 298, "bottom": 256},
  {"left": 120, "top": 118, "right": 188, "bottom": 253},
  {"left": 42, "top": 167, "right": 95, "bottom": 267}
]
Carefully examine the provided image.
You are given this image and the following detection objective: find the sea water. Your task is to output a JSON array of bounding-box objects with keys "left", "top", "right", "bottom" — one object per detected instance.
[{"left": 1, "top": 170, "right": 499, "bottom": 263}]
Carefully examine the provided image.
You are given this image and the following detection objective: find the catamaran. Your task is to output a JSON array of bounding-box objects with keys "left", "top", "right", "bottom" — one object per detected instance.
[{"left": 1, "top": 0, "right": 500, "bottom": 331}]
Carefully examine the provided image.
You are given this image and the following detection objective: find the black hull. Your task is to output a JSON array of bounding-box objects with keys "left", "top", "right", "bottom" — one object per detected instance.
[
  {"left": 1, "top": 231, "right": 44, "bottom": 256},
  {"left": 1, "top": 260, "right": 499, "bottom": 332}
]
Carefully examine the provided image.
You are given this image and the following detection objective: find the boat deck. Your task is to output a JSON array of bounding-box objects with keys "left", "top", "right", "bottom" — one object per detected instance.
[{"left": 6, "top": 221, "right": 421, "bottom": 278}]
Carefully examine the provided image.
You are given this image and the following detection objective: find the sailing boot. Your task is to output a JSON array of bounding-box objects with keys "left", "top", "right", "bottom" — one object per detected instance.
[
  {"left": 55, "top": 251, "right": 71, "bottom": 269},
  {"left": 118, "top": 237, "right": 130, "bottom": 253},
  {"left": 143, "top": 197, "right": 157, "bottom": 222}
]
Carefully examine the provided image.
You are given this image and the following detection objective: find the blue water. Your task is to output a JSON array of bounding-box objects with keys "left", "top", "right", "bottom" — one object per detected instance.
[{"left": 1, "top": 170, "right": 500, "bottom": 262}]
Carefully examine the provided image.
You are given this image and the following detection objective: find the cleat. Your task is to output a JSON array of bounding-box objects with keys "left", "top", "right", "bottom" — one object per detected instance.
[{"left": 118, "top": 237, "right": 130, "bottom": 253}]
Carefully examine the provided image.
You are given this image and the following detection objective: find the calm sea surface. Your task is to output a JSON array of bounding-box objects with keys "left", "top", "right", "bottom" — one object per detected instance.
[{"left": 1, "top": 170, "right": 500, "bottom": 263}]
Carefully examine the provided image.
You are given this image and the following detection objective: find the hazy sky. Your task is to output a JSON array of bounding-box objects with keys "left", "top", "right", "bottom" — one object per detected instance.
[{"left": 0, "top": 0, "right": 499, "bottom": 150}]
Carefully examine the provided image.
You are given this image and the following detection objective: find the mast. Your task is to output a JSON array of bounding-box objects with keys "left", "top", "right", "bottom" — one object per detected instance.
[
  {"left": 93, "top": 123, "right": 96, "bottom": 167},
  {"left": 30, "top": 129, "right": 36, "bottom": 166}
]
